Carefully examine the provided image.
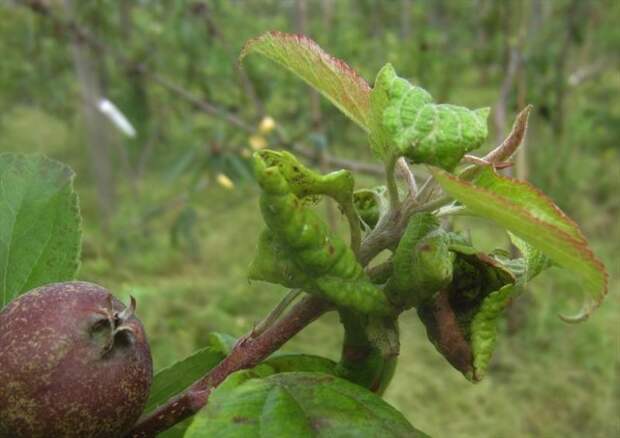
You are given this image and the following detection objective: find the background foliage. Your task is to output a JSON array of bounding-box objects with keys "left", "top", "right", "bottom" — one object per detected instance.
[{"left": 1, "top": 1, "right": 618, "bottom": 436}]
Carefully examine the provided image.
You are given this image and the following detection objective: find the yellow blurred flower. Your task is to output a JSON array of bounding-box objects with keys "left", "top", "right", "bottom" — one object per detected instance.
[
  {"left": 258, "top": 116, "right": 276, "bottom": 134},
  {"left": 216, "top": 173, "right": 234, "bottom": 190},
  {"left": 249, "top": 134, "right": 267, "bottom": 151},
  {"left": 240, "top": 148, "right": 252, "bottom": 158}
]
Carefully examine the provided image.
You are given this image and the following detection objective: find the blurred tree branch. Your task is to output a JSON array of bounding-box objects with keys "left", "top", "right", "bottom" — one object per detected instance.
[{"left": 22, "top": 0, "right": 385, "bottom": 178}]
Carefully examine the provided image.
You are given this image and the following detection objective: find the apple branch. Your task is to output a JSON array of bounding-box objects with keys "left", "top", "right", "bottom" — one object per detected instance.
[{"left": 127, "top": 295, "right": 332, "bottom": 437}]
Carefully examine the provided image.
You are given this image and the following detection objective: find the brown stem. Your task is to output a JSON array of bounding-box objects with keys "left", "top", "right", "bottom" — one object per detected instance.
[{"left": 127, "top": 296, "right": 331, "bottom": 437}]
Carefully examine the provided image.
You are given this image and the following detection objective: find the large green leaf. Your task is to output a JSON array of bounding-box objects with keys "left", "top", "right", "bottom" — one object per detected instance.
[
  {"left": 240, "top": 31, "right": 371, "bottom": 130},
  {"left": 433, "top": 166, "right": 607, "bottom": 321},
  {"left": 378, "top": 64, "right": 489, "bottom": 170},
  {"left": 185, "top": 371, "right": 427, "bottom": 437},
  {"left": 0, "top": 153, "right": 81, "bottom": 307}
]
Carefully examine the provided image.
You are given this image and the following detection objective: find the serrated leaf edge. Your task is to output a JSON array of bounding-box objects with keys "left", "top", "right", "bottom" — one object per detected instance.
[{"left": 434, "top": 168, "right": 608, "bottom": 322}]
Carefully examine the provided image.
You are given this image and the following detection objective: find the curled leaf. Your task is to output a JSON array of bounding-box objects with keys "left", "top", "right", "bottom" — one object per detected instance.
[
  {"left": 470, "top": 284, "right": 514, "bottom": 380},
  {"left": 255, "top": 150, "right": 353, "bottom": 205},
  {"left": 248, "top": 230, "right": 310, "bottom": 289},
  {"left": 338, "top": 310, "right": 399, "bottom": 395},
  {"left": 508, "top": 232, "right": 552, "bottom": 284},
  {"left": 387, "top": 213, "right": 454, "bottom": 309},
  {"left": 353, "top": 187, "right": 386, "bottom": 230},
  {"left": 253, "top": 153, "right": 392, "bottom": 315}
]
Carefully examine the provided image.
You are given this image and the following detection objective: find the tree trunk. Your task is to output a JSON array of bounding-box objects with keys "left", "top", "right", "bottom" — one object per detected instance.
[
  {"left": 400, "top": 0, "right": 412, "bottom": 39},
  {"left": 63, "top": 0, "right": 115, "bottom": 230}
]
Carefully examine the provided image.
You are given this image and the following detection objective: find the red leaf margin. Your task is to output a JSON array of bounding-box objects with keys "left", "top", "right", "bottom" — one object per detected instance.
[
  {"left": 240, "top": 31, "right": 371, "bottom": 130},
  {"left": 434, "top": 167, "right": 608, "bottom": 322}
]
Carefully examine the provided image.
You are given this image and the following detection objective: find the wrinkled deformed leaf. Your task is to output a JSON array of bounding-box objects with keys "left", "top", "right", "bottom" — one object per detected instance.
[
  {"left": 433, "top": 166, "right": 608, "bottom": 322},
  {"left": 387, "top": 213, "right": 454, "bottom": 309},
  {"left": 254, "top": 149, "right": 362, "bottom": 254},
  {"left": 0, "top": 153, "right": 81, "bottom": 307},
  {"left": 255, "top": 150, "right": 354, "bottom": 206},
  {"left": 418, "top": 249, "right": 516, "bottom": 381},
  {"left": 379, "top": 64, "right": 489, "bottom": 170},
  {"left": 248, "top": 230, "right": 311, "bottom": 289},
  {"left": 241, "top": 31, "right": 371, "bottom": 130},
  {"left": 253, "top": 153, "right": 392, "bottom": 315},
  {"left": 186, "top": 372, "right": 427, "bottom": 437},
  {"left": 314, "top": 276, "right": 394, "bottom": 315}
]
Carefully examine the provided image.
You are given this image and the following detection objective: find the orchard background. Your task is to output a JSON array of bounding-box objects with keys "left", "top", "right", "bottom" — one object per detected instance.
[{"left": 1, "top": 1, "right": 618, "bottom": 436}]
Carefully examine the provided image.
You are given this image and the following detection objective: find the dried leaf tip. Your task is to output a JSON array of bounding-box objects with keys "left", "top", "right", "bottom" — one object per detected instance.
[{"left": 485, "top": 105, "right": 533, "bottom": 163}]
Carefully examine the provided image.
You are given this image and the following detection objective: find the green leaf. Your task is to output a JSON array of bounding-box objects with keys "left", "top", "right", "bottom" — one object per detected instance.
[
  {"left": 159, "top": 418, "right": 195, "bottom": 438},
  {"left": 470, "top": 284, "right": 514, "bottom": 380},
  {"left": 433, "top": 166, "right": 608, "bottom": 321},
  {"left": 508, "top": 232, "right": 552, "bottom": 283},
  {"left": 207, "top": 332, "right": 238, "bottom": 356},
  {"left": 241, "top": 32, "right": 371, "bottom": 130},
  {"left": 185, "top": 372, "right": 427, "bottom": 437},
  {"left": 353, "top": 187, "right": 387, "bottom": 230},
  {"left": 338, "top": 311, "right": 400, "bottom": 394},
  {"left": 380, "top": 65, "right": 489, "bottom": 170},
  {"left": 368, "top": 64, "right": 395, "bottom": 159},
  {"left": 263, "top": 353, "right": 338, "bottom": 375},
  {"left": 387, "top": 213, "right": 454, "bottom": 309},
  {"left": 0, "top": 153, "right": 81, "bottom": 307},
  {"left": 143, "top": 347, "right": 225, "bottom": 414}
]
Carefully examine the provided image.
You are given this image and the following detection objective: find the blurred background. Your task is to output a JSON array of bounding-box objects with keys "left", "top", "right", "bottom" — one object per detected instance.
[{"left": 1, "top": 0, "right": 618, "bottom": 436}]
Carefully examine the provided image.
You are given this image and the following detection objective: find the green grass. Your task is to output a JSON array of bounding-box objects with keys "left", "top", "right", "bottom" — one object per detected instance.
[{"left": 79, "top": 183, "right": 619, "bottom": 438}]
